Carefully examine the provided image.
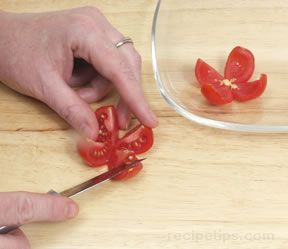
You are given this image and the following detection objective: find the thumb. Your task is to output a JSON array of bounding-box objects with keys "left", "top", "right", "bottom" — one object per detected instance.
[
  {"left": 0, "top": 192, "right": 79, "bottom": 226},
  {"left": 42, "top": 74, "right": 98, "bottom": 139}
]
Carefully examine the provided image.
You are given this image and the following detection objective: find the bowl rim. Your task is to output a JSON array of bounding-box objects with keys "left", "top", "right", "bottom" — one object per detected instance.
[{"left": 151, "top": 0, "right": 288, "bottom": 133}]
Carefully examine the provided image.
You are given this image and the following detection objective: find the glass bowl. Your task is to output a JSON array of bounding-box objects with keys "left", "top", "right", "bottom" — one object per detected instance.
[{"left": 152, "top": 0, "right": 288, "bottom": 132}]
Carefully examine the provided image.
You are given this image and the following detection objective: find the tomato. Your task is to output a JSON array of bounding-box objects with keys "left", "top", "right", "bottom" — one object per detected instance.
[
  {"left": 117, "top": 124, "right": 153, "bottom": 154},
  {"left": 95, "top": 106, "right": 119, "bottom": 144},
  {"left": 77, "top": 139, "right": 111, "bottom": 167},
  {"left": 201, "top": 84, "right": 233, "bottom": 105},
  {"left": 108, "top": 149, "right": 143, "bottom": 180},
  {"left": 224, "top": 46, "right": 255, "bottom": 84},
  {"left": 195, "top": 59, "right": 224, "bottom": 87},
  {"left": 77, "top": 105, "right": 154, "bottom": 180},
  {"left": 195, "top": 46, "right": 267, "bottom": 105},
  {"left": 232, "top": 74, "right": 267, "bottom": 102}
]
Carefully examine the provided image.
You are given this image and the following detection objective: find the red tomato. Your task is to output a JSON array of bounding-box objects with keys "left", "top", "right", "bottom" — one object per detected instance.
[
  {"left": 224, "top": 46, "right": 255, "bottom": 83},
  {"left": 117, "top": 124, "right": 154, "bottom": 154},
  {"left": 195, "top": 59, "right": 224, "bottom": 87},
  {"left": 95, "top": 106, "right": 119, "bottom": 144},
  {"left": 201, "top": 84, "right": 233, "bottom": 105},
  {"left": 108, "top": 149, "right": 143, "bottom": 180},
  {"left": 232, "top": 74, "right": 267, "bottom": 102},
  {"left": 195, "top": 47, "right": 266, "bottom": 105},
  {"left": 77, "top": 106, "right": 154, "bottom": 180},
  {"left": 77, "top": 139, "right": 111, "bottom": 167}
]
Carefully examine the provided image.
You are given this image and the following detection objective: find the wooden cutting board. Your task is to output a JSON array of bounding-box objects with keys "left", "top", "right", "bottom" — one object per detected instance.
[{"left": 0, "top": 1, "right": 288, "bottom": 248}]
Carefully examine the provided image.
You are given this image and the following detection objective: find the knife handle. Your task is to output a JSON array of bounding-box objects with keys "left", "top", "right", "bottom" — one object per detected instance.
[{"left": 0, "top": 190, "right": 59, "bottom": 235}]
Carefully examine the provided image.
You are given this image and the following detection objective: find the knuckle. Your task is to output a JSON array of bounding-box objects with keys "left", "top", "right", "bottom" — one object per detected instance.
[
  {"left": 17, "top": 195, "right": 35, "bottom": 224},
  {"left": 82, "top": 6, "right": 100, "bottom": 15},
  {"left": 70, "top": 13, "right": 95, "bottom": 31},
  {"left": 61, "top": 104, "right": 83, "bottom": 124}
]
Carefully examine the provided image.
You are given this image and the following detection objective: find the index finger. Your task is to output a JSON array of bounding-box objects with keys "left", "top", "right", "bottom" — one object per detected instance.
[{"left": 74, "top": 32, "right": 157, "bottom": 128}]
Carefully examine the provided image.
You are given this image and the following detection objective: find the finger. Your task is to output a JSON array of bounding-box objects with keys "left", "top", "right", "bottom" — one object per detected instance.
[
  {"left": 116, "top": 98, "right": 131, "bottom": 130},
  {"left": 69, "top": 60, "right": 96, "bottom": 87},
  {"left": 0, "top": 229, "right": 30, "bottom": 249},
  {"left": 42, "top": 74, "right": 98, "bottom": 139},
  {"left": 74, "top": 32, "right": 158, "bottom": 128},
  {"left": 76, "top": 75, "right": 113, "bottom": 103},
  {"left": 0, "top": 192, "right": 79, "bottom": 226}
]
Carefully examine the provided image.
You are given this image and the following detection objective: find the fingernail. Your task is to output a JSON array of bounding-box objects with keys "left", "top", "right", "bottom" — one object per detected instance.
[{"left": 65, "top": 202, "right": 79, "bottom": 219}]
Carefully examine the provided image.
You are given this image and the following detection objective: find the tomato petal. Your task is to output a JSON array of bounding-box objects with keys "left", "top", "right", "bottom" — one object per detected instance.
[
  {"left": 108, "top": 150, "right": 143, "bottom": 180},
  {"left": 95, "top": 105, "right": 119, "bottom": 144},
  {"left": 232, "top": 74, "right": 267, "bottom": 102},
  {"left": 201, "top": 84, "right": 233, "bottom": 105},
  {"left": 224, "top": 46, "right": 255, "bottom": 83},
  {"left": 77, "top": 139, "right": 111, "bottom": 167},
  {"left": 117, "top": 124, "right": 153, "bottom": 155},
  {"left": 195, "top": 58, "right": 224, "bottom": 87}
]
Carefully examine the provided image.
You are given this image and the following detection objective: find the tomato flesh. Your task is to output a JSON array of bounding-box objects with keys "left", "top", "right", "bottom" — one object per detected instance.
[
  {"left": 77, "top": 139, "right": 110, "bottom": 167},
  {"left": 108, "top": 149, "right": 143, "bottom": 180},
  {"left": 117, "top": 124, "right": 153, "bottom": 154},
  {"left": 95, "top": 106, "right": 119, "bottom": 144},
  {"left": 224, "top": 46, "right": 255, "bottom": 84}
]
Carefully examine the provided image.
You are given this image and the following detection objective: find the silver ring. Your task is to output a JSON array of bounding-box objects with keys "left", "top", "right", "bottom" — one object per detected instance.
[{"left": 115, "top": 37, "right": 134, "bottom": 48}]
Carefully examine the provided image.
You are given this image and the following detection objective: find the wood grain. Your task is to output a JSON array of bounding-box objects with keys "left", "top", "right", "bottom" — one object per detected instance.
[{"left": 1, "top": 1, "right": 288, "bottom": 249}]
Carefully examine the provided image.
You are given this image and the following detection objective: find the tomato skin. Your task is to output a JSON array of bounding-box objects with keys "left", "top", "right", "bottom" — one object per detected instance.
[
  {"left": 77, "top": 139, "right": 111, "bottom": 167},
  {"left": 201, "top": 84, "right": 233, "bottom": 105},
  {"left": 117, "top": 125, "right": 153, "bottom": 154},
  {"left": 95, "top": 106, "right": 119, "bottom": 144},
  {"left": 232, "top": 74, "right": 267, "bottom": 102},
  {"left": 195, "top": 59, "right": 224, "bottom": 87},
  {"left": 108, "top": 150, "right": 143, "bottom": 180},
  {"left": 224, "top": 46, "right": 255, "bottom": 83}
]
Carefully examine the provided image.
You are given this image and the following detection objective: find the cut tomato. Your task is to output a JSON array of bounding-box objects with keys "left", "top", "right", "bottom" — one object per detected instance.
[
  {"left": 195, "top": 59, "right": 224, "bottom": 87},
  {"left": 232, "top": 74, "right": 267, "bottom": 102},
  {"left": 224, "top": 46, "right": 255, "bottom": 83},
  {"left": 77, "top": 105, "right": 154, "bottom": 180},
  {"left": 108, "top": 149, "right": 143, "bottom": 180},
  {"left": 201, "top": 84, "right": 233, "bottom": 105},
  {"left": 117, "top": 124, "right": 153, "bottom": 154},
  {"left": 77, "top": 139, "right": 111, "bottom": 167},
  {"left": 95, "top": 106, "right": 119, "bottom": 144}
]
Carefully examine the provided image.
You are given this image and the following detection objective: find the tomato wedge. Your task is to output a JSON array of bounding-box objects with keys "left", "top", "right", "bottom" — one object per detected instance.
[
  {"left": 108, "top": 149, "right": 143, "bottom": 180},
  {"left": 195, "top": 59, "right": 224, "bottom": 87},
  {"left": 224, "top": 46, "right": 255, "bottom": 84},
  {"left": 201, "top": 84, "right": 233, "bottom": 105},
  {"left": 95, "top": 106, "right": 119, "bottom": 144},
  {"left": 117, "top": 124, "right": 153, "bottom": 154},
  {"left": 77, "top": 139, "right": 110, "bottom": 167},
  {"left": 232, "top": 74, "right": 267, "bottom": 102}
]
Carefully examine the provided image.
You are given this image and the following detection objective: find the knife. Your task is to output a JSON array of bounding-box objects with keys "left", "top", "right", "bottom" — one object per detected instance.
[{"left": 0, "top": 159, "right": 144, "bottom": 235}]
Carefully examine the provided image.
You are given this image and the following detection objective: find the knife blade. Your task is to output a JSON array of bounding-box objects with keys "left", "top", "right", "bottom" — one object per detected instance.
[{"left": 0, "top": 159, "right": 144, "bottom": 235}]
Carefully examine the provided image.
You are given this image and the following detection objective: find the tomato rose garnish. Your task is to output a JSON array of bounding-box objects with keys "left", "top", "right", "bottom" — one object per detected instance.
[
  {"left": 195, "top": 46, "right": 267, "bottom": 105},
  {"left": 77, "top": 106, "right": 154, "bottom": 180}
]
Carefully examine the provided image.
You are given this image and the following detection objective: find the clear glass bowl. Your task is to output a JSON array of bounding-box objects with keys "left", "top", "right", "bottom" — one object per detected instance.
[{"left": 152, "top": 0, "right": 288, "bottom": 132}]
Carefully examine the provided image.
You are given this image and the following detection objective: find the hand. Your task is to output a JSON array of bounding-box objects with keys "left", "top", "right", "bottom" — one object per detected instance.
[
  {"left": 0, "top": 192, "right": 78, "bottom": 249},
  {"left": 0, "top": 7, "right": 158, "bottom": 139}
]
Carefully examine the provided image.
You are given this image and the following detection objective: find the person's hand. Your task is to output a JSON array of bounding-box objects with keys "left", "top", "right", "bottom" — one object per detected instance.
[
  {"left": 0, "top": 192, "right": 78, "bottom": 249},
  {"left": 0, "top": 7, "right": 158, "bottom": 139}
]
